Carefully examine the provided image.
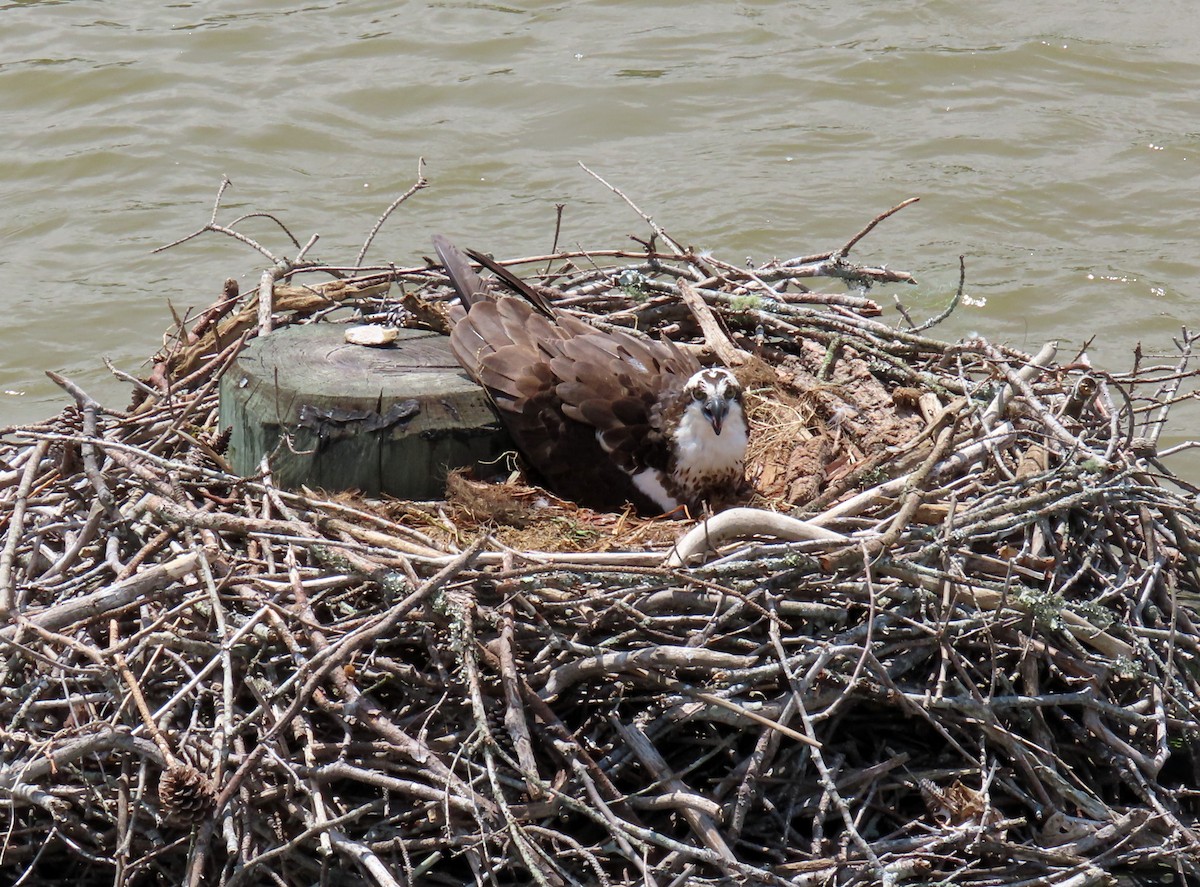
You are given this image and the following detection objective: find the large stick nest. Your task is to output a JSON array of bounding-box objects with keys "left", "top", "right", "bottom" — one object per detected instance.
[{"left": 3, "top": 190, "right": 1200, "bottom": 887}]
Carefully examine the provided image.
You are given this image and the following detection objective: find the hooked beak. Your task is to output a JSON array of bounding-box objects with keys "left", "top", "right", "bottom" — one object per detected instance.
[{"left": 705, "top": 398, "right": 728, "bottom": 435}]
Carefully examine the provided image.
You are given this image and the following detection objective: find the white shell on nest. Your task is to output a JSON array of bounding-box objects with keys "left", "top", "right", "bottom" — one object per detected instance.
[{"left": 344, "top": 325, "right": 399, "bottom": 347}]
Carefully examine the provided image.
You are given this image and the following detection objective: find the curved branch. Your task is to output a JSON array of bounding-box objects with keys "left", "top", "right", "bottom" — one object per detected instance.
[{"left": 664, "top": 507, "right": 850, "bottom": 567}]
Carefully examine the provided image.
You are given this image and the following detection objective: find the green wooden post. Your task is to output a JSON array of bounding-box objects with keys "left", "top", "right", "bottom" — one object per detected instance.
[{"left": 218, "top": 324, "right": 509, "bottom": 498}]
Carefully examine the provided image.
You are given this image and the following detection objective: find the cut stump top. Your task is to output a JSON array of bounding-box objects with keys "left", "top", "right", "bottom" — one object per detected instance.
[{"left": 218, "top": 324, "right": 509, "bottom": 498}]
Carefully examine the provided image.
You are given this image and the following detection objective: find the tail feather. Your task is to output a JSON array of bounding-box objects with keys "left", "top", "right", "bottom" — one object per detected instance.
[
  {"left": 433, "top": 234, "right": 490, "bottom": 307},
  {"left": 433, "top": 234, "right": 556, "bottom": 318},
  {"left": 465, "top": 247, "right": 556, "bottom": 318}
]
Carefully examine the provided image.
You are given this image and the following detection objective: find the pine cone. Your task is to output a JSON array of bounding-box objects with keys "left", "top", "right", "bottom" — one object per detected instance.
[
  {"left": 51, "top": 406, "right": 84, "bottom": 475},
  {"left": 212, "top": 426, "right": 233, "bottom": 456},
  {"left": 158, "top": 764, "right": 216, "bottom": 825}
]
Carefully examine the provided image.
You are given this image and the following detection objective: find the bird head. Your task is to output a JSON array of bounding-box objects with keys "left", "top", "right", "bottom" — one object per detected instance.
[{"left": 683, "top": 368, "right": 743, "bottom": 436}]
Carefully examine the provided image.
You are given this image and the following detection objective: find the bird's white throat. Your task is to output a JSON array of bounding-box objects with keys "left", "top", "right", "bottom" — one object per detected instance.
[{"left": 673, "top": 399, "right": 747, "bottom": 475}]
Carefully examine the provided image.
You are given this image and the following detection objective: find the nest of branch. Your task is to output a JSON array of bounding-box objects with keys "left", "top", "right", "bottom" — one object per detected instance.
[{"left": 4, "top": 193, "right": 1200, "bottom": 887}]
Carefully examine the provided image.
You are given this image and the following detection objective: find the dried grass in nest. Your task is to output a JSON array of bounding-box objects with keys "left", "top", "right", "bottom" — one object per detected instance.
[
  {"left": 443, "top": 470, "right": 681, "bottom": 553},
  {"left": 3, "top": 184, "right": 1200, "bottom": 886},
  {"left": 742, "top": 380, "right": 825, "bottom": 507}
]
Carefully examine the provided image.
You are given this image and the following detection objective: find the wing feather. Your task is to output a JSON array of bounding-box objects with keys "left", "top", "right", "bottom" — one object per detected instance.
[{"left": 433, "top": 235, "right": 492, "bottom": 307}]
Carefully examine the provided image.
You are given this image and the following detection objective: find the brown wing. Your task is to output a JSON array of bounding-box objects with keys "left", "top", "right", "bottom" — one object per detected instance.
[
  {"left": 436, "top": 235, "right": 700, "bottom": 513},
  {"left": 550, "top": 324, "right": 698, "bottom": 477}
]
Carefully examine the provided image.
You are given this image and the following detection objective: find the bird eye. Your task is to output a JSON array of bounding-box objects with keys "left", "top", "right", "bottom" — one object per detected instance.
[{"left": 692, "top": 388, "right": 706, "bottom": 401}]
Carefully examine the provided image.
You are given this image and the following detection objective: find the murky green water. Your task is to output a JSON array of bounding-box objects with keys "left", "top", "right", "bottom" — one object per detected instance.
[{"left": 2, "top": 0, "right": 1199, "bottom": 470}]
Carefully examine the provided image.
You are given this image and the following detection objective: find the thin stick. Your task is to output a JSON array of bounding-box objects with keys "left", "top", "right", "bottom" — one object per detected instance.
[
  {"left": 355, "top": 157, "right": 428, "bottom": 267},
  {"left": 256, "top": 269, "right": 274, "bottom": 337},
  {"left": 578, "top": 162, "right": 700, "bottom": 273},
  {"left": 45, "top": 370, "right": 118, "bottom": 518},
  {"left": 676, "top": 279, "right": 748, "bottom": 367},
  {"left": 836, "top": 196, "right": 920, "bottom": 258},
  {"left": 910, "top": 253, "right": 965, "bottom": 333},
  {"left": 1144, "top": 326, "right": 1200, "bottom": 447},
  {"left": 0, "top": 439, "right": 50, "bottom": 618},
  {"left": 153, "top": 176, "right": 286, "bottom": 266}
]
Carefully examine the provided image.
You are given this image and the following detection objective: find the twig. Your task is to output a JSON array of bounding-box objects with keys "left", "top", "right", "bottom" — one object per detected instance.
[
  {"left": 610, "top": 717, "right": 737, "bottom": 864},
  {"left": 676, "top": 279, "right": 749, "bottom": 367},
  {"left": 0, "top": 439, "right": 50, "bottom": 619},
  {"left": 836, "top": 196, "right": 920, "bottom": 258},
  {"left": 498, "top": 603, "right": 541, "bottom": 795},
  {"left": 910, "top": 253, "right": 965, "bottom": 332},
  {"left": 153, "top": 176, "right": 287, "bottom": 267},
  {"left": 355, "top": 157, "right": 428, "bottom": 267},
  {"left": 578, "top": 162, "right": 700, "bottom": 274},
  {"left": 45, "top": 370, "right": 118, "bottom": 518},
  {"left": 1144, "top": 326, "right": 1200, "bottom": 447},
  {"left": 0, "top": 552, "right": 201, "bottom": 638},
  {"left": 546, "top": 202, "right": 567, "bottom": 274},
  {"left": 256, "top": 269, "right": 274, "bottom": 336}
]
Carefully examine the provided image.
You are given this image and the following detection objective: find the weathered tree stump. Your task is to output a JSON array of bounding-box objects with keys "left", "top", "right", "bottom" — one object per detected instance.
[{"left": 218, "top": 324, "right": 508, "bottom": 498}]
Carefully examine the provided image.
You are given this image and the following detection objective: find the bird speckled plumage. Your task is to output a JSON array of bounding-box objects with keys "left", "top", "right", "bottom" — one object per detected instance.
[{"left": 433, "top": 235, "right": 748, "bottom": 515}]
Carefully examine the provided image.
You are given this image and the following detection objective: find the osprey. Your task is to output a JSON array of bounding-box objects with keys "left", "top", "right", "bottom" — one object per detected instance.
[{"left": 433, "top": 235, "right": 748, "bottom": 516}]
